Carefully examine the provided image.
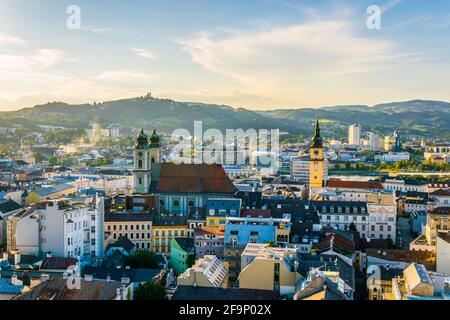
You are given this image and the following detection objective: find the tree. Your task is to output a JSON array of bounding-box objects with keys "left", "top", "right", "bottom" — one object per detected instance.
[
  {"left": 124, "top": 250, "right": 159, "bottom": 269},
  {"left": 48, "top": 156, "right": 58, "bottom": 165},
  {"left": 349, "top": 222, "right": 357, "bottom": 232},
  {"left": 133, "top": 281, "right": 167, "bottom": 300}
]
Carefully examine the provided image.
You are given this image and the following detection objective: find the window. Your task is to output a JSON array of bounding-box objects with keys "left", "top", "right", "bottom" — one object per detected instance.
[
  {"left": 160, "top": 200, "right": 165, "bottom": 207},
  {"left": 139, "top": 177, "right": 142, "bottom": 185},
  {"left": 188, "top": 200, "right": 195, "bottom": 207},
  {"left": 91, "top": 226, "right": 95, "bottom": 233},
  {"left": 91, "top": 239, "right": 96, "bottom": 246},
  {"left": 173, "top": 200, "right": 180, "bottom": 207}
]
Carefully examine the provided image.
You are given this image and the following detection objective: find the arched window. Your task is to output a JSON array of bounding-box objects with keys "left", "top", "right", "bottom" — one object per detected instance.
[
  {"left": 188, "top": 200, "right": 195, "bottom": 207},
  {"left": 138, "top": 159, "right": 143, "bottom": 169},
  {"left": 173, "top": 200, "right": 180, "bottom": 207},
  {"left": 151, "top": 158, "right": 155, "bottom": 163}
]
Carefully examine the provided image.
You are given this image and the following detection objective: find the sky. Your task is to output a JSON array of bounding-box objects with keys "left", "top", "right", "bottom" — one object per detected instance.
[{"left": 0, "top": 0, "right": 450, "bottom": 111}]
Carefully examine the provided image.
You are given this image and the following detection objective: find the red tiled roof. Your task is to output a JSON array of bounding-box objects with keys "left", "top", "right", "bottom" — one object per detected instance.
[
  {"left": 158, "top": 164, "right": 236, "bottom": 194},
  {"left": 194, "top": 225, "right": 225, "bottom": 236},
  {"left": 327, "top": 179, "right": 383, "bottom": 190}
]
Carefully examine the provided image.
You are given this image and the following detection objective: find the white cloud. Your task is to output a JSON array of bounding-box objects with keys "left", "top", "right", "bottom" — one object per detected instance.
[
  {"left": 0, "top": 32, "right": 25, "bottom": 46},
  {"left": 176, "top": 20, "right": 397, "bottom": 88},
  {"left": 0, "top": 49, "right": 69, "bottom": 73},
  {"left": 95, "top": 70, "right": 153, "bottom": 81},
  {"left": 131, "top": 48, "right": 159, "bottom": 60}
]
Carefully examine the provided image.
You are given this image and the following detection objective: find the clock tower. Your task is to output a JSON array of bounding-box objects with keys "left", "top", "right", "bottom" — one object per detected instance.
[{"left": 309, "top": 118, "right": 326, "bottom": 195}]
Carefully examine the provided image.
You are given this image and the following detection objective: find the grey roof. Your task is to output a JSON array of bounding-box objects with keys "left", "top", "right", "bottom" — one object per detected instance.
[
  {"left": 0, "top": 278, "right": 24, "bottom": 295},
  {"left": 106, "top": 236, "right": 135, "bottom": 253},
  {"left": 83, "top": 266, "right": 161, "bottom": 283},
  {"left": 0, "top": 199, "right": 22, "bottom": 214},
  {"left": 34, "top": 184, "right": 74, "bottom": 197}
]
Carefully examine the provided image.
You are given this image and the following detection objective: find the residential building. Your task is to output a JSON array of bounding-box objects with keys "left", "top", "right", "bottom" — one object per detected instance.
[
  {"left": 430, "top": 189, "right": 450, "bottom": 207},
  {"left": 224, "top": 215, "right": 291, "bottom": 282},
  {"left": 177, "top": 255, "right": 229, "bottom": 288},
  {"left": 348, "top": 124, "right": 361, "bottom": 145},
  {"left": 7, "top": 198, "right": 105, "bottom": 258},
  {"left": 383, "top": 178, "right": 428, "bottom": 193},
  {"left": 238, "top": 243, "right": 301, "bottom": 296},
  {"left": 367, "top": 193, "right": 397, "bottom": 243},
  {"left": 205, "top": 198, "right": 241, "bottom": 227},
  {"left": 170, "top": 238, "right": 195, "bottom": 274},
  {"left": 316, "top": 201, "right": 369, "bottom": 237},
  {"left": 194, "top": 226, "right": 225, "bottom": 260},
  {"left": 375, "top": 152, "right": 410, "bottom": 163},
  {"left": 425, "top": 207, "right": 450, "bottom": 247},
  {"left": 290, "top": 155, "right": 310, "bottom": 184},
  {"left": 152, "top": 215, "right": 188, "bottom": 255},
  {"left": 436, "top": 233, "right": 450, "bottom": 275},
  {"left": 104, "top": 212, "right": 153, "bottom": 251},
  {"left": 367, "top": 132, "right": 380, "bottom": 151}
]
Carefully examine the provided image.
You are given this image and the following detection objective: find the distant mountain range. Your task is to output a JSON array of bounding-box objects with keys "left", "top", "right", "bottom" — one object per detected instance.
[{"left": 0, "top": 97, "right": 449, "bottom": 139}]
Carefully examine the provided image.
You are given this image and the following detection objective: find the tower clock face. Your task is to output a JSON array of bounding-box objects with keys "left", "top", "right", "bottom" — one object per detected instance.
[{"left": 314, "top": 150, "right": 319, "bottom": 156}]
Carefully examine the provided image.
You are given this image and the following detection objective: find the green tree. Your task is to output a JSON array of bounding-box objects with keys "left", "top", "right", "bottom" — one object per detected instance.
[
  {"left": 124, "top": 250, "right": 159, "bottom": 269},
  {"left": 133, "top": 281, "right": 167, "bottom": 301},
  {"left": 48, "top": 156, "right": 58, "bottom": 165}
]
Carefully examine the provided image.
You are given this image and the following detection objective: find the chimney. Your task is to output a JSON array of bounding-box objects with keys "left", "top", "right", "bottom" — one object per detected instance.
[
  {"left": 40, "top": 274, "right": 50, "bottom": 282},
  {"left": 85, "top": 275, "right": 93, "bottom": 282},
  {"left": 11, "top": 273, "right": 19, "bottom": 285},
  {"left": 121, "top": 277, "right": 130, "bottom": 285},
  {"left": 13, "top": 251, "right": 21, "bottom": 265},
  {"left": 106, "top": 275, "right": 111, "bottom": 282}
]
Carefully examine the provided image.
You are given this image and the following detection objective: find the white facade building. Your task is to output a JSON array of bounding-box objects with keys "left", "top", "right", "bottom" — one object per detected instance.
[
  {"left": 367, "top": 193, "right": 397, "bottom": 243},
  {"left": 367, "top": 132, "right": 380, "bottom": 151},
  {"left": 349, "top": 124, "right": 361, "bottom": 145},
  {"left": 375, "top": 152, "right": 410, "bottom": 163},
  {"left": 291, "top": 155, "right": 328, "bottom": 184},
  {"left": 7, "top": 197, "right": 105, "bottom": 259}
]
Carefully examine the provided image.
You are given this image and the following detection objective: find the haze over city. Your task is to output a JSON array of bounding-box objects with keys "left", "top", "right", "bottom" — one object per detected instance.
[{"left": 1, "top": 0, "right": 450, "bottom": 111}]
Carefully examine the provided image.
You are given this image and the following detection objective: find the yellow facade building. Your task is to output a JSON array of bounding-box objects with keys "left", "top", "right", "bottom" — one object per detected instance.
[
  {"left": 238, "top": 243, "right": 302, "bottom": 296},
  {"left": 152, "top": 215, "right": 189, "bottom": 255}
]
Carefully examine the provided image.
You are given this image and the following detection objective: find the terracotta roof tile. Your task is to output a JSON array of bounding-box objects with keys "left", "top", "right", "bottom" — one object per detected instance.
[
  {"left": 327, "top": 179, "right": 383, "bottom": 190},
  {"left": 157, "top": 164, "right": 236, "bottom": 194}
]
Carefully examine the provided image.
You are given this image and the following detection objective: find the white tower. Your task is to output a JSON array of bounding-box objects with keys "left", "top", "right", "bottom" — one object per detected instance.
[{"left": 133, "top": 129, "right": 151, "bottom": 194}]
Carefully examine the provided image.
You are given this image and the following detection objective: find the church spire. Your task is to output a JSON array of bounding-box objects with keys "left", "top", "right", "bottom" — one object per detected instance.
[{"left": 311, "top": 116, "right": 323, "bottom": 148}]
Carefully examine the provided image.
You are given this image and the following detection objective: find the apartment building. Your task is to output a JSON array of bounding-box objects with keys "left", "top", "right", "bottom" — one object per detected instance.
[
  {"left": 7, "top": 197, "right": 105, "bottom": 259},
  {"left": 104, "top": 212, "right": 153, "bottom": 251},
  {"left": 238, "top": 243, "right": 301, "bottom": 296}
]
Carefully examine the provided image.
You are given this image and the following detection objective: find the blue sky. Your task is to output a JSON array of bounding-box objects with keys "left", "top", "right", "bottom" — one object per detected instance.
[{"left": 0, "top": 0, "right": 449, "bottom": 110}]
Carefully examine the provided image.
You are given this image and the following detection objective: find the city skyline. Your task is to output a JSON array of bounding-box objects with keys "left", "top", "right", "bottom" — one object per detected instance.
[{"left": 0, "top": 0, "right": 450, "bottom": 111}]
